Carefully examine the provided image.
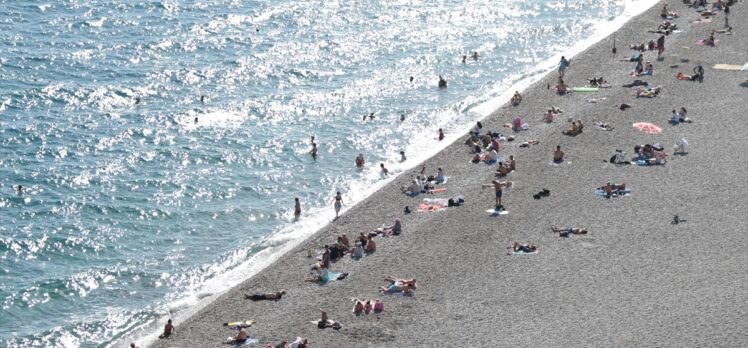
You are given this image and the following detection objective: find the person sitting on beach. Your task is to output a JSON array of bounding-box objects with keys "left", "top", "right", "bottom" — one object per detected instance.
[
  {"left": 353, "top": 300, "right": 364, "bottom": 315},
  {"left": 553, "top": 145, "right": 565, "bottom": 163},
  {"left": 484, "top": 148, "right": 499, "bottom": 163},
  {"left": 159, "top": 319, "right": 175, "bottom": 339},
  {"left": 704, "top": 30, "right": 716, "bottom": 46},
  {"left": 510, "top": 91, "right": 522, "bottom": 106},
  {"left": 470, "top": 122, "right": 484, "bottom": 136},
  {"left": 339, "top": 234, "right": 350, "bottom": 248},
  {"left": 435, "top": 168, "right": 446, "bottom": 184},
  {"left": 633, "top": 60, "right": 644, "bottom": 75},
  {"left": 674, "top": 138, "right": 689, "bottom": 155},
  {"left": 508, "top": 155, "right": 516, "bottom": 171},
  {"left": 512, "top": 242, "right": 537, "bottom": 253},
  {"left": 555, "top": 78, "right": 568, "bottom": 94},
  {"left": 551, "top": 226, "right": 588, "bottom": 237},
  {"left": 563, "top": 121, "right": 580, "bottom": 136},
  {"left": 225, "top": 326, "right": 248, "bottom": 345},
  {"left": 543, "top": 110, "right": 556, "bottom": 123},
  {"left": 670, "top": 109, "right": 693, "bottom": 124},
  {"left": 355, "top": 154, "right": 365, "bottom": 168},
  {"left": 495, "top": 162, "right": 512, "bottom": 177},
  {"left": 317, "top": 309, "right": 342, "bottom": 329},
  {"left": 351, "top": 242, "right": 364, "bottom": 259},
  {"left": 375, "top": 218, "right": 402, "bottom": 236},
  {"left": 245, "top": 289, "right": 288, "bottom": 301},
  {"left": 620, "top": 53, "right": 643, "bottom": 62},
  {"left": 637, "top": 62, "right": 654, "bottom": 76},
  {"left": 629, "top": 43, "right": 646, "bottom": 51},
  {"left": 400, "top": 179, "right": 422, "bottom": 196},
  {"left": 364, "top": 236, "right": 376, "bottom": 253}
]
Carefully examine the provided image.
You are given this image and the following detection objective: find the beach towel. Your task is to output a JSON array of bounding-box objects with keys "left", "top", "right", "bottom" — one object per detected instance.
[
  {"left": 224, "top": 320, "right": 254, "bottom": 329},
  {"left": 675, "top": 72, "right": 691, "bottom": 80},
  {"left": 696, "top": 39, "right": 718, "bottom": 46},
  {"left": 511, "top": 249, "right": 538, "bottom": 255},
  {"left": 417, "top": 203, "right": 446, "bottom": 212},
  {"left": 572, "top": 87, "right": 599, "bottom": 93},
  {"left": 427, "top": 188, "right": 447, "bottom": 194},
  {"left": 594, "top": 189, "right": 631, "bottom": 197},
  {"left": 224, "top": 337, "right": 259, "bottom": 346},
  {"left": 713, "top": 64, "right": 743, "bottom": 71},
  {"left": 486, "top": 209, "right": 509, "bottom": 216}
]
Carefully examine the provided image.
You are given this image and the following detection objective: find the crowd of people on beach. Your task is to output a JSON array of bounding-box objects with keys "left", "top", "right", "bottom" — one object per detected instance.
[{"left": 136, "top": 1, "right": 737, "bottom": 346}]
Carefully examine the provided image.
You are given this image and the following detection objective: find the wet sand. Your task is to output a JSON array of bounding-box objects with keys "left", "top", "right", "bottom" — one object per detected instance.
[{"left": 151, "top": 1, "right": 748, "bottom": 347}]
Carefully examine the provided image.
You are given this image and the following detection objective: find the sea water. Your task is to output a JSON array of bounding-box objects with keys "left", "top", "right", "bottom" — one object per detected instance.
[{"left": 0, "top": 1, "right": 655, "bottom": 346}]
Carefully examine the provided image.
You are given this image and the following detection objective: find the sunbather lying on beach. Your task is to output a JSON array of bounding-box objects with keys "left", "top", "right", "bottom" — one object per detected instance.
[
  {"left": 635, "top": 86, "right": 661, "bottom": 98},
  {"left": 551, "top": 226, "right": 588, "bottom": 237},
  {"left": 623, "top": 79, "right": 648, "bottom": 88},
  {"left": 620, "top": 53, "right": 643, "bottom": 62},
  {"left": 599, "top": 182, "right": 627, "bottom": 197},
  {"left": 244, "top": 289, "right": 287, "bottom": 301},
  {"left": 512, "top": 242, "right": 537, "bottom": 253},
  {"left": 379, "top": 277, "right": 417, "bottom": 294},
  {"left": 304, "top": 267, "right": 349, "bottom": 283},
  {"left": 595, "top": 122, "right": 614, "bottom": 131},
  {"left": 519, "top": 139, "right": 539, "bottom": 148}
]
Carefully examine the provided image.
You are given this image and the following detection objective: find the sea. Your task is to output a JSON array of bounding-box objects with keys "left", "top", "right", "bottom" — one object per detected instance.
[{"left": 0, "top": 1, "right": 656, "bottom": 346}]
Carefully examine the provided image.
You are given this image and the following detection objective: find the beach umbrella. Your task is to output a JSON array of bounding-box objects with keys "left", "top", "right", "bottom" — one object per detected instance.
[{"left": 632, "top": 122, "right": 662, "bottom": 134}]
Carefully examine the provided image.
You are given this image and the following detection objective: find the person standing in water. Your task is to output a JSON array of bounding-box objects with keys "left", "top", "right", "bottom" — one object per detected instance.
[
  {"left": 332, "top": 192, "right": 343, "bottom": 219},
  {"left": 438, "top": 75, "right": 447, "bottom": 88},
  {"left": 399, "top": 151, "right": 407, "bottom": 162},
  {"left": 355, "top": 154, "right": 365, "bottom": 168},
  {"left": 438, "top": 128, "right": 445, "bottom": 141},
  {"left": 294, "top": 198, "right": 301, "bottom": 217},
  {"left": 380, "top": 163, "right": 390, "bottom": 176},
  {"left": 310, "top": 142, "right": 318, "bottom": 161}
]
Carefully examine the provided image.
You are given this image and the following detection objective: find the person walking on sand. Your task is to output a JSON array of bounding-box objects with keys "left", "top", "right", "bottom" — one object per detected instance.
[
  {"left": 482, "top": 180, "right": 511, "bottom": 208},
  {"left": 294, "top": 198, "right": 301, "bottom": 217},
  {"left": 332, "top": 192, "right": 343, "bottom": 219},
  {"left": 355, "top": 153, "right": 365, "bottom": 168},
  {"left": 657, "top": 35, "right": 665, "bottom": 59},
  {"left": 558, "top": 56, "right": 570, "bottom": 77}
]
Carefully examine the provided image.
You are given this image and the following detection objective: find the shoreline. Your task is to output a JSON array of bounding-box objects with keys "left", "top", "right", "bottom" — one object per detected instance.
[{"left": 149, "top": 0, "right": 748, "bottom": 347}]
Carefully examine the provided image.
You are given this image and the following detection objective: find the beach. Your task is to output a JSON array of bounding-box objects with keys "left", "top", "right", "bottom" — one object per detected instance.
[{"left": 150, "top": 1, "right": 748, "bottom": 347}]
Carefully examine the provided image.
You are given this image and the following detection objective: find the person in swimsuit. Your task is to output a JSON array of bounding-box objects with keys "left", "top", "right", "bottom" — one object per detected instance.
[
  {"left": 159, "top": 319, "right": 175, "bottom": 339},
  {"left": 482, "top": 180, "right": 511, "bottom": 208},
  {"left": 244, "top": 289, "right": 287, "bottom": 301},
  {"left": 438, "top": 75, "right": 447, "bottom": 88},
  {"left": 508, "top": 155, "right": 516, "bottom": 171},
  {"left": 551, "top": 226, "right": 588, "bottom": 237},
  {"left": 226, "top": 326, "right": 248, "bottom": 344},
  {"left": 310, "top": 142, "right": 317, "bottom": 161},
  {"left": 558, "top": 56, "right": 570, "bottom": 77},
  {"left": 513, "top": 242, "right": 537, "bottom": 253},
  {"left": 553, "top": 145, "right": 564, "bottom": 163},
  {"left": 294, "top": 198, "right": 301, "bottom": 217},
  {"left": 380, "top": 163, "right": 389, "bottom": 176},
  {"left": 399, "top": 151, "right": 407, "bottom": 162},
  {"left": 438, "top": 128, "right": 445, "bottom": 141},
  {"left": 333, "top": 192, "right": 343, "bottom": 219},
  {"left": 355, "top": 154, "right": 365, "bottom": 168}
]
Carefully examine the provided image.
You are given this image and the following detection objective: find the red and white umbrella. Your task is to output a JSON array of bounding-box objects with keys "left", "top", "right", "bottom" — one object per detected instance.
[{"left": 632, "top": 122, "right": 662, "bottom": 134}]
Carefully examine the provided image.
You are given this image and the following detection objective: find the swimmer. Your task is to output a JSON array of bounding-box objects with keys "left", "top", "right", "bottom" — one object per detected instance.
[
  {"left": 194, "top": 117, "right": 198, "bottom": 124},
  {"left": 369, "top": 112, "right": 375, "bottom": 120},
  {"left": 294, "top": 198, "right": 301, "bottom": 217},
  {"left": 399, "top": 151, "right": 407, "bottom": 162},
  {"left": 310, "top": 142, "right": 317, "bottom": 161},
  {"left": 16, "top": 185, "right": 22, "bottom": 194},
  {"left": 409, "top": 76, "right": 414, "bottom": 83},
  {"left": 135, "top": 97, "right": 141, "bottom": 104},
  {"left": 200, "top": 95, "right": 206, "bottom": 103},
  {"left": 438, "top": 75, "right": 447, "bottom": 88},
  {"left": 471, "top": 51, "right": 479, "bottom": 60},
  {"left": 462, "top": 55, "right": 467, "bottom": 63},
  {"left": 355, "top": 154, "right": 365, "bottom": 168},
  {"left": 400, "top": 113, "right": 405, "bottom": 122}
]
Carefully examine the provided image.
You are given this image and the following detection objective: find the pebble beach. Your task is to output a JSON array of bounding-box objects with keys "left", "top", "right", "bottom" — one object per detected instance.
[{"left": 150, "top": 1, "right": 748, "bottom": 347}]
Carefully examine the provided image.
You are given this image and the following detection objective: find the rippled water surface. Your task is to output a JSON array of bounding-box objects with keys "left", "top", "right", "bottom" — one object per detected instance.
[{"left": 1, "top": 0, "right": 634, "bottom": 346}]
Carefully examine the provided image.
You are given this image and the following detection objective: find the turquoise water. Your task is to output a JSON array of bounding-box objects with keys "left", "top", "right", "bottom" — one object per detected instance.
[{"left": 1, "top": 1, "right": 638, "bottom": 346}]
